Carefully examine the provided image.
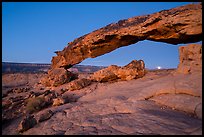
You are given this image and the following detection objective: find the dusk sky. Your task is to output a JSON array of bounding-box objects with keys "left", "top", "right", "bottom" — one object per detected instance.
[{"left": 2, "top": 2, "right": 202, "bottom": 69}]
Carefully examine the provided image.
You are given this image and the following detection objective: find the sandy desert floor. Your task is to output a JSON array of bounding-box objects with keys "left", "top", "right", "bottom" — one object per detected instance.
[{"left": 2, "top": 69, "right": 202, "bottom": 135}]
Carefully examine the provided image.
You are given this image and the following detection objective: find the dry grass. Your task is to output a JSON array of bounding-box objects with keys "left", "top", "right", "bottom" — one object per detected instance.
[{"left": 25, "top": 96, "right": 45, "bottom": 114}]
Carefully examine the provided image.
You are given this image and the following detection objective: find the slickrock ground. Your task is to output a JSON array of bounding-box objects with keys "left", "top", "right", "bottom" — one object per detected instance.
[
  {"left": 2, "top": 69, "right": 202, "bottom": 135},
  {"left": 2, "top": 73, "right": 47, "bottom": 96}
]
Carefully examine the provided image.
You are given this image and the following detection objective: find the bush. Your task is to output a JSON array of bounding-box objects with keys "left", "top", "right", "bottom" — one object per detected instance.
[{"left": 25, "top": 96, "right": 45, "bottom": 114}]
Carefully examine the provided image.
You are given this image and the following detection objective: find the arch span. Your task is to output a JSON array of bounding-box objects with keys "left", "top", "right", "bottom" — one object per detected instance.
[{"left": 51, "top": 3, "right": 202, "bottom": 69}]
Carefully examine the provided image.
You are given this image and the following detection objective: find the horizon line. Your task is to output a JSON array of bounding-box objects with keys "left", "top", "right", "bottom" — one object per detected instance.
[{"left": 2, "top": 61, "right": 177, "bottom": 70}]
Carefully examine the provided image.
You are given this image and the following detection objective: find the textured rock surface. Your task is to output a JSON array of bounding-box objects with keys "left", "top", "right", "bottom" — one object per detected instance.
[
  {"left": 39, "top": 68, "right": 78, "bottom": 87},
  {"left": 2, "top": 94, "right": 29, "bottom": 124},
  {"left": 66, "top": 78, "right": 92, "bottom": 91},
  {"left": 177, "top": 44, "right": 202, "bottom": 74},
  {"left": 90, "top": 60, "right": 145, "bottom": 82},
  {"left": 90, "top": 65, "right": 119, "bottom": 82},
  {"left": 52, "top": 97, "right": 66, "bottom": 106},
  {"left": 38, "top": 110, "right": 54, "bottom": 122},
  {"left": 21, "top": 70, "right": 202, "bottom": 135},
  {"left": 18, "top": 115, "right": 37, "bottom": 133},
  {"left": 1, "top": 3, "right": 202, "bottom": 135},
  {"left": 51, "top": 3, "right": 202, "bottom": 69},
  {"left": 2, "top": 69, "right": 202, "bottom": 135},
  {"left": 2, "top": 73, "right": 46, "bottom": 96}
]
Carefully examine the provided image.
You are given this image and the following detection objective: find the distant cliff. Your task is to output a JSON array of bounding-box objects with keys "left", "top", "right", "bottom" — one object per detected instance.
[
  {"left": 2, "top": 62, "right": 51, "bottom": 73},
  {"left": 2, "top": 62, "right": 106, "bottom": 74}
]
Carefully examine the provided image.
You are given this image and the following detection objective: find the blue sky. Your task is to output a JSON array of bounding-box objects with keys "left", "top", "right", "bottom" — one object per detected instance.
[{"left": 2, "top": 2, "right": 201, "bottom": 69}]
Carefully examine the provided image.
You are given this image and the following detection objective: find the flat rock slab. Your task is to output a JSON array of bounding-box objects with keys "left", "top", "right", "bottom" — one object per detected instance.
[{"left": 21, "top": 99, "right": 201, "bottom": 135}]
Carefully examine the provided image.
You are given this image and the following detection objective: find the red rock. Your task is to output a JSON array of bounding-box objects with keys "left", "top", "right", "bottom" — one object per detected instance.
[
  {"left": 90, "top": 60, "right": 145, "bottom": 82},
  {"left": 177, "top": 44, "right": 202, "bottom": 74},
  {"left": 53, "top": 97, "right": 66, "bottom": 106},
  {"left": 40, "top": 68, "right": 78, "bottom": 87},
  {"left": 18, "top": 115, "right": 37, "bottom": 133},
  {"left": 90, "top": 66, "right": 119, "bottom": 82},
  {"left": 38, "top": 110, "right": 53, "bottom": 122},
  {"left": 66, "top": 78, "right": 92, "bottom": 91},
  {"left": 50, "top": 3, "right": 202, "bottom": 69}
]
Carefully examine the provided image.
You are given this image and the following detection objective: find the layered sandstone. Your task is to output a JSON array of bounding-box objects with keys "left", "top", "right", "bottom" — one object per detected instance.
[
  {"left": 177, "top": 44, "right": 202, "bottom": 74},
  {"left": 90, "top": 60, "right": 145, "bottom": 82},
  {"left": 39, "top": 68, "right": 78, "bottom": 87},
  {"left": 51, "top": 3, "right": 202, "bottom": 69}
]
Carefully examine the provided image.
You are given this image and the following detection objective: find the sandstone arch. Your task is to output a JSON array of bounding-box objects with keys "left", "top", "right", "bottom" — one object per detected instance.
[{"left": 51, "top": 3, "right": 202, "bottom": 69}]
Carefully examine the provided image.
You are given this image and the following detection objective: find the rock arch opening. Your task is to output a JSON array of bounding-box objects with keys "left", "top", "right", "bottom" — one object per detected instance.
[
  {"left": 40, "top": 3, "right": 202, "bottom": 87},
  {"left": 51, "top": 3, "right": 202, "bottom": 70},
  {"left": 79, "top": 40, "right": 183, "bottom": 70}
]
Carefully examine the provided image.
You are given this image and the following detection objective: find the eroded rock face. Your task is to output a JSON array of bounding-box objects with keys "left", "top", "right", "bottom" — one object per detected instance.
[
  {"left": 51, "top": 3, "right": 202, "bottom": 69},
  {"left": 90, "top": 65, "right": 119, "bottom": 82},
  {"left": 118, "top": 60, "right": 145, "bottom": 80},
  {"left": 2, "top": 95, "right": 29, "bottom": 124},
  {"left": 177, "top": 44, "right": 202, "bottom": 74},
  {"left": 90, "top": 60, "right": 145, "bottom": 82},
  {"left": 66, "top": 78, "right": 92, "bottom": 91},
  {"left": 40, "top": 68, "right": 78, "bottom": 87}
]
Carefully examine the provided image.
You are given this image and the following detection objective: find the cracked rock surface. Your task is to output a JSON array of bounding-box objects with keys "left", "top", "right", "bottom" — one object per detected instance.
[{"left": 2, "top": 69, "right": 202, "bottom": 135}]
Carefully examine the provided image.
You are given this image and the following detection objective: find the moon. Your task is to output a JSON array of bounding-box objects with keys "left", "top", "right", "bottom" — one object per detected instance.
[{"left": 157, "top": 66, "right": 161, "bottom": 69}]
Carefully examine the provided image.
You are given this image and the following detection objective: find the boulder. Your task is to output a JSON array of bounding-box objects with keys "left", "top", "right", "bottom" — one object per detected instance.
[
  {"left": 177, "top": 44, "right": 202, "bottom": 74},
  {"left": 117, "top": 60, "right": 145, "bottom": 80},
  {"left": 38, "top": 110, "right": 54, "bottom": 122},
  {"left": 18, "top": 115, "right": 37, "bottom": 133},
  {"left": 40, "top": 68, "right": 78, "bottom": 87},
  {"left": 90, "top": 65, "right": 120, "bottom": 82},
  {"left": 66, "top": 78, "right": 92, "bottom": 91},
  {"left": 53, "top": 97, "right": 66, "bottom": 106},
  {"left": 50, "top": 3, "right": 202, "bottom": 69},
  {"left": 43, "top": 90, "right": 58, "bottom": 106},
  {"left": 90, "top": 60, "right": 145, "bottom": 82}
]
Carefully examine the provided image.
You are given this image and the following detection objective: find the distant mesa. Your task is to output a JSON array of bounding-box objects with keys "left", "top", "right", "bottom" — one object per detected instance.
[
  {"left": 2, "top": 62, "right": 105, "bottom": 74},
  {"left": 2, "top": 62, "right": 51, "bottom": 73}
]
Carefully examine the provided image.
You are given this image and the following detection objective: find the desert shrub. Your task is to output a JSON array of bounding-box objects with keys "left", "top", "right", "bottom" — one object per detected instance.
[{"left": 25, "top": 96, "right": 45, "bottom": 114}]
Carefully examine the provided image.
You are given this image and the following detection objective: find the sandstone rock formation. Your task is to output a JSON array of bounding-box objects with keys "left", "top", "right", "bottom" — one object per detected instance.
[
  {"left": 38, "top": 110, "right": 54, "bottom": 122},
  {"left": 2, "top": 3, "right": 202, "bottom": 135},
  {"left": 2, "top": 64, "right": 202, "bottom": 135},
  {"left": 90, "top": 60, "right": 145, "bottom": 82},
  {"left": 66, "top": 78, "right": 92, "bottom": 91},
  {"left": 51, "top": 3, "right": 202, "bottom": 69},
  {"left": 18, "top": 115, "right": 37, "bottom": 133},
  {"left": 177, "top": 44, "right": 202, "bottom": 74},
  {"left": 7, "top": 87, "right": 30, "bottom": 94},
  {"left": 90, "top": 65, "right": 119, "bottom": 82},
  {"left": 53, "top": 97, "right": 66, "bottom": 106},
  {"left": 2, "top": 94, "right": 29, "bottom": 123},
  {"left": 39, "top": 68, "right": 78, "bottom": 87}
]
